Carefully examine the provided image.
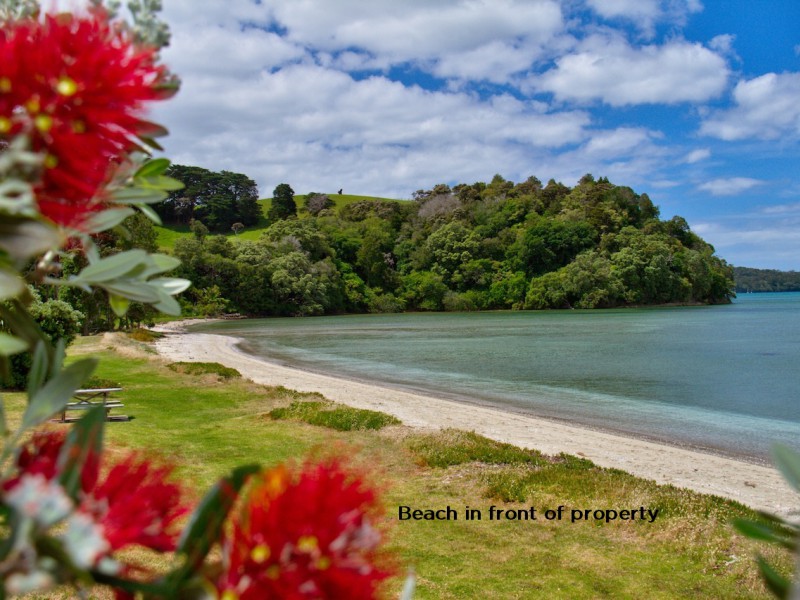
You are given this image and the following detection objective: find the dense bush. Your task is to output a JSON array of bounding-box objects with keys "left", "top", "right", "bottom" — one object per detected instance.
[
  {"left": 161, "top": 174, "right": 735, "bottom": 316},
  {"left": 2, "top": 291, "right": 84, "bottom": 389}
]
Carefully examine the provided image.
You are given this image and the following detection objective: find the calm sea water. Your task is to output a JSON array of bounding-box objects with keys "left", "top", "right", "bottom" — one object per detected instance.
[{"left": 193, "top": 292, "right": 800, "bottom": 462}]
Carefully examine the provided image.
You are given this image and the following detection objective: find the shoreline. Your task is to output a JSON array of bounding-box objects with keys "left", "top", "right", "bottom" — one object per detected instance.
[
  {"left": 233, "top": 344, "right": 772, "bottom": 468},
  {"left": 152, "top": 320, "right": 797, "bottom": 515}
]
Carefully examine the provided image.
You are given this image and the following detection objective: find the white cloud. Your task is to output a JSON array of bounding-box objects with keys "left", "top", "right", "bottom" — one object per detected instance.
[
  {"left": 585, "top": 0, "right": 703, "bottom": 35},
  {"left": 531, "top": 34, "right": 729, "bottom": 105},
  {"left": 582, "top": 127, "right": 657, "bottom": 156},
  {"left": 264, "top": 0, "right": 564, "bottom": 80},
  {"left": 708, "top": 34, "right": 736, "bottom": 56},
  {"left": 163, "top": 27, "right": 306, "bottom": 78},
  {"left": 153, "top": 58, "right": 595, "bottom": 197},
  {"left": 761, "top": 202, "right": 800, "bottom": 215},
  {"left": 700, "top": 72, "right": 800, "bottom": 140},
  {"left": 690, "top": 221, "right": 800, "bottom": 268},
  {"left": 698, "top": 177, "right": 763, "bottom": 196},
  {"left": 586, "top": 0, "right": 661, "bottom": 23},
  {"left": 432, "top": 40, "right": 543, "bottom": 83},
  {"left": 684, "top": 148, "right": 711, "bottom": 163}
]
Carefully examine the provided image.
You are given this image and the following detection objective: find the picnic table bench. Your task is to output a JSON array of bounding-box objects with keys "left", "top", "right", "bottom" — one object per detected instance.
[{"left": 56, "top": 388, "right": 127, "bottom": 423}]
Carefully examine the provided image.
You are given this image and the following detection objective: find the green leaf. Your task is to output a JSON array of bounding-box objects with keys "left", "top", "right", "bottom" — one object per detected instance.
[
  {"left": 136, "top": 175, "right": 184, "bottom": 191},
  {"left": 137, "top": 136, "right": 165, "bottom": 152},
  {"left": 134, "top": 157, "right": 171, "bottom": 179},
  {"left": 103, "top": 281, "right": 160, "bottom": 303},
  {"left": 136, "top": 203, "right": 163, "bottom": 225},
  {"left": 0, "top": 178, "right": 36, "bottom": 217},
  {"left": 150, "top": 277, "right": 192, "bottom": 295},
  {"left": 82, "top": 208, "right": 136, "bottom": 233},
  {"left": 50, "top": 338, "right": 66, "bottom": 379},
  {"left": 152, "top": 290, "right": 181, "bottom": 315},
  {"left": 108, "top": 294, "right": 131, "bottom": 317},
  {"left": 139, "top": 254, "right": 181, "bottom": 278},
  {"left": 756, "top": 555, "right": 790, "bottom": 599},
  {"left": 57, "top": 405, "right": 105, "bottom": 501},
  {"left": 26, "top": 341, "right": 48, "bottom": 405},
  {"left": 0, "top": 268, "right": 25, "bottom": 301},
  {"left": 772, "top": 444, "right": 800, "bottom": 494},
  {"left": 110, "top": 187, "right": 168, "bottom": 204},
  {"left": 22, "top": 358, "right": 97, "bottom": 431},
  {"left": 733, "top": 519, "right": 796, "bottom": 550},
  {"left": 0, "top": 399, "right": 6, "bottom": 438},
  {"left": 174, "top": 464, "right": 260, "bottom": 578},
  {"left": 135, "top": 119, "right": 169, "bottom": 138},
  {"left": 74, "top": 250, "right": 147, "bottom": 283},
  {"left": 0, "top": 333, "right": 27, "bottom": 357},
  {"left": 0, "top": 301, "right": 50, "bottom": 354},
  {"left": 0, "top": 218, "right": 61, "bottom": 262}
]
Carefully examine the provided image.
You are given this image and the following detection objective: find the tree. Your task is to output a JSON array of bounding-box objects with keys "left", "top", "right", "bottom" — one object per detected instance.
[
  {"left": 190, "top": 218, "right": 209, "bottom": 243},
  {"left": 304, "top": 193, "right": 335, "bottom": 216},
  {"left": 2, "top": 290, "right": 84, "bottom": 389},
  {"left": 157, "top": 166, "right": 260, "bottom": 230},
  {"left": 116, "top": 212, "right": 158, "bottom": 252},
  {"left": 231, "top": 222, "right": 244, "bottom": 235},
  {"left": 269, "top": 183, "right": 297, "bottom": 222}
]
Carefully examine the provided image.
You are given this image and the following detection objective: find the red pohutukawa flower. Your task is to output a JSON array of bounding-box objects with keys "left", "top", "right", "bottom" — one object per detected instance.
[
  {"left": 80, "top": 454, "right": 189, "bottom": 554},
  {"left": 3, "top": 430, "right": 188, "bottom": 565},
  {"left": 0, "top": 9, "right": 172, "bottom": 228},
  {"left": 219, "top": 459, "right": 392, "bottom": 600}
]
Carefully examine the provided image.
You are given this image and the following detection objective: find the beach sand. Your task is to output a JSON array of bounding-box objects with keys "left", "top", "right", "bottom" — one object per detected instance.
[{"left": 152, "top": 320, "right": 798, "bottom": 516}]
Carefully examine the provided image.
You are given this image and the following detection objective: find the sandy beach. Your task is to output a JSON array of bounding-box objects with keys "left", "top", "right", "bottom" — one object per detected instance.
[{"left": 153, "top": 320, "right": 798, "bottom": 516}]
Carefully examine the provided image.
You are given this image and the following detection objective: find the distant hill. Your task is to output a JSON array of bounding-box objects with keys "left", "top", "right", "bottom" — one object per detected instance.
[
  {"left": 733, "top": 267, "right": 800, "bottom": 293},
  {"left": 155, "top": 193, "right": 403, "bottom": 250}
]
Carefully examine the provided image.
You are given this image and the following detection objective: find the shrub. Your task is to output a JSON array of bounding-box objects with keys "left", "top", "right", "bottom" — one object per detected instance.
[
  {"left": 407, "top": 429, "right": 547, "bottom": 468},
  {"left": 269, "top": 401, "right": 401, "bottom": 431},
  {"left": 167, "top": 362, "right": 241, "bottom": 379},
  {"left": 127, "top": 328, "right": 164, "bottom": 342}
]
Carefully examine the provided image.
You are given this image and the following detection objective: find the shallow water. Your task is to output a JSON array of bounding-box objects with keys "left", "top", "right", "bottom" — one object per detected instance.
[{"left": 193, "top": 292, "right": 800, "bottom": 461}]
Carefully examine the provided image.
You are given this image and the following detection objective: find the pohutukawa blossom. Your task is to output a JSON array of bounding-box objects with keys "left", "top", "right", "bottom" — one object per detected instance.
[
  {"left": 0, "top": 8, "right": 172, "bottom": 228},
  {"left": 81, "top": 454, "right": 188, "bottom": 553},
  {"left": 219, "top": 459, "right": 392, "bottom": 600},
  {"left": 3, "top": 430, "right": 188, "bottom": 568}
]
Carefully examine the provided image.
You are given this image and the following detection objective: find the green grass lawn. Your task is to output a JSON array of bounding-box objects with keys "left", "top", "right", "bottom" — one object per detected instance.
[
  {"left": 155, "top": 193, "right": 405, "bottom": 251},
  {"left": 9, "top": 334, "right": 790, "bottom": 599}
]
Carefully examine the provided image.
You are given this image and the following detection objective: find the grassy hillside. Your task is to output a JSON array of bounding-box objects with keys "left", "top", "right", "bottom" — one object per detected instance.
[
  {"left": 8, "top": 333, "right": 789, "bottom": 598},
  {"left": 155, "top": 193, "right": 404, "bottom": 251}
]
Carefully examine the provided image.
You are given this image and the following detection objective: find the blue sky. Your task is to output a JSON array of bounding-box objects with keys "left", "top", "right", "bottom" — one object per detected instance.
[{"left": 148, "top": 0, "right": 800, "bottom": 269}]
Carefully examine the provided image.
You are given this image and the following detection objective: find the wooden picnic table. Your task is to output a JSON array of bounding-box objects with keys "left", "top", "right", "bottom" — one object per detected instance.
[{"left": 56, "top": 387, "right": 128, "bottom": 423}]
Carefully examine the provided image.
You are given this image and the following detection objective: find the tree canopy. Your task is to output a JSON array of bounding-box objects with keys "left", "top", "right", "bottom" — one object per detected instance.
[
  {"left": 169, "top": 172, "right": 735, "bottom": 316},
  {"left": 733, "top": 267, "right": 800, "bottom": 293},
  {"left": 269, "top": 183, "right": 297, "bottom": 222},
  {"left": 155, "top": 165, "right": 261, "bottom": 232}
]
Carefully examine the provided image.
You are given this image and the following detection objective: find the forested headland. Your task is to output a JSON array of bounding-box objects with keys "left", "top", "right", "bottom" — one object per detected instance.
[
  {"left": 141, "top": 167, "right": 734, "bottom": 319},
  {"left": 733, "top": 267, "right": 800, "bottom": 293},
  {"left": 28, "top": 165, "right": 736, "bottom": 340}
]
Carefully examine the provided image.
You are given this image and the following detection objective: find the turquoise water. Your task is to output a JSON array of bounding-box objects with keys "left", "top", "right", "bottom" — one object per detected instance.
[{"left": 193, "top": 292, "right": 800, "bottom": 462}]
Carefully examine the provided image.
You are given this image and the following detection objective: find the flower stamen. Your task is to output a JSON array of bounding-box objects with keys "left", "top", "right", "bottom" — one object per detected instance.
[{"left": 56, "top": 76, "right": 78, "bottom": 96}]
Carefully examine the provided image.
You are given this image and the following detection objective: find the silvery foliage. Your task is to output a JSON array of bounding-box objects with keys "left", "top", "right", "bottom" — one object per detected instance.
[
  {"left": 1, "top": 0, "right": 170, "bottom": 50},
  {"left": 90, "top": 0, "right": 170, "bottom": 49},
  {"left": 0, "top": 137, "right": 41, "bottom": 220},
  {"left": 127, "top": 0, "right": 171, "bottom": 49},
  {"left": 0, "top": 0, "right": 39, "bottom": 22}
]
